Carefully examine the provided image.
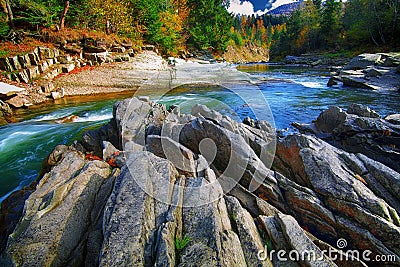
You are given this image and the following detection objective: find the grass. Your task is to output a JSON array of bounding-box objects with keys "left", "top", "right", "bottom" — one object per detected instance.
[{"left": 175, "top": 235, "right": 191, "bottom": 251}]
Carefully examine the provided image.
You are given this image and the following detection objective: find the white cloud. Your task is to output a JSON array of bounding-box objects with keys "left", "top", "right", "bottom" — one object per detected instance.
[
  {"left": 227, "top": 0, "right": 259, "bottom": 16},
  {"left": 227, "top": 0, "right": 307, "bottom": 16}
]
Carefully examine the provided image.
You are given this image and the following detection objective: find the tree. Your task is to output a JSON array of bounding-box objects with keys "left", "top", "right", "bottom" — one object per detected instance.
[
  {"left": 187, "top": 0, "right": 233, "bottom": 52},
  {"left": 3, "top": 0, "right": 14, "bottom": 30},
  {"left": 59, "top": 0, "right": 69, "bottom": 30},
  {"left": 320, "top": 0, "right": 342, "bottom": 46}
]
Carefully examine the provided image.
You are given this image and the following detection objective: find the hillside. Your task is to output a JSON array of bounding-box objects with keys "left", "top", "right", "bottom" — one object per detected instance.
[{"left": 267, "top": 1, "right": 302, "bottom": 15}]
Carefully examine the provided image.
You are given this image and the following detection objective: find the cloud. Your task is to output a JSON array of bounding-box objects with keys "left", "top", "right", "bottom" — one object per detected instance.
[
  {"left": 228, "top": 0, "right": 298, "bottom": 16},
  {"left": 227, "top": 0, "right": 257, "bottom": 16}
]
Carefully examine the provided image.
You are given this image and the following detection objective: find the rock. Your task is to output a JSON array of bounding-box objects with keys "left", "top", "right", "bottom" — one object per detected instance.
[
  {"left": 102, "top": 141, "right": 119, "bottom": 159},
  {"left": 120, "top": 54, "right": 130, "bottom": 61},
  {"left": 8, "top": 56, "right": 21, "bottom": 71},
  {"left": 384, "top": 114, "right": 400, "bottom": 125},
  {"left": 17, "top": 54, "right": 31, "bottom": 69},
  {"left": 315, "top": 106, "right": 348, "bottom": 133},
  {"left": 111, "top": 46, "right": 125, "bottom": 53},
  {"left": 54, "top": 115, "right": 79, "bottom": 123},
  {"left": 82, "top": 129, "right": 103, "bottom": 155},
  {"left": 51, "top": 91, "right": 62, "bottom": 100},
  {"left": 0, "top": 82, "right": 25, "bottom": 98},
  {"left": 27, "top": 52, "right": 40, "bottom": 66},
  {"left": 243, "top": 116, "right": 256, "bottom": 128},
  {"left": 0, "top": 57, "right": 14, "bottom": 72},
  {"left": 276, "top": 213, "right": 338, "bottom": 267},
  {"left": 3, "top": 97, "right": 400, "bottom": 266},
  {"left": 347, "top": 103, "right": 380, "bottom": 118},
  {"left": 274, "top": 133, "right": 400, "bottom": 259},
  {"left": 312, "top": 106, "right": 400, "bottom": 173},
  {"left": 26, "top": 66, "right": 40, "bottom": 80},
  {"left": 258, "top": 216, "right": 301, "bottom": 267},
  {"left": 180, "top": 174, "right": 248, "bottom": 267},
  {"left": 343, "top": 53, "right": 382, "bottom": 70},
  {"left": 100, "top": 152, "right": 180, "bottom": 266},
  {"left": 83, "top": 52, "right": 108, "bottom": 63},
  {"left": 142, "top": 45, "right": 156, "bottom": 51},
  {"left": 113, "top": 98, "right": 151, "bottom": 149},
  {"left": 40, "top": 81, "right": 55, "bottom": 93},
  {"left": 121, "top": 41, "right": 133, "bottom": 48},
  {"left": 38, "top": 60, "right": 49, "bottom": 73},
  {"left": 145, "top": 135, "right": 199, "bottom": 176},
  {"left": 225, "top": 196, "right": 273, "bottom": 266},
  {"left": 327, "top": 76, "right": 339, "bottom": 87},
  {"left": 364, "top": 68, "right": 382, "bottom": 78},
  {"left": 382, "top": 56, "right": 400, "bottom": 67},
  {"left": 0, "top": 100, "right": 12, "bottom": 117},
  {"left": 84, "top": 45, "right": 107, "bottom": 53},
  {"left": 10, "top": 73, "right": 19, "bottom": 83},
  {"left": 57, "top": 55, "right": 72, "bottom": 64},
  {"left": 17, "top": 70, "right": 29, "bottom": 83},
  {"left": 47, "top": 58, "right": 55, "bottom": 66},
  {"left": 64, "top": 44, "right": 82, "bottom": 57},
  {"left": 6, "top": 95, "right": 32, "bottom": 108},
  {"left": 61, "top": 63, "right": 75, "bottom": 73},
  {"left": 4, "top": 148, "right": 113, "bottom": 266},
  {"left": 340, "top": 75, "right": 378, "bottom": 90},
  {"left": 39, "top": 46, "right": 56, "bottom": 59}
]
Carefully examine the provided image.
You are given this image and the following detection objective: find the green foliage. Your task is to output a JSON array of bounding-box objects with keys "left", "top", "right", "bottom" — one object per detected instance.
[
  {"left": 0, "top": 13, "right": 10, "bottom": 38},
  {"left": 12, "top": 0, "right": 63, "bottom": 29},
  {"left": 264, "top": 238, "right": 273, "bottom": 253},
  {"left": 175, "top": 235, "right": 191, "bottom": 251},
  {"left": 343, "top": 0, "right": 400, "bottom": 46},
  {"left": 187, "top": 0, "right": 233, "bottom": 52}
]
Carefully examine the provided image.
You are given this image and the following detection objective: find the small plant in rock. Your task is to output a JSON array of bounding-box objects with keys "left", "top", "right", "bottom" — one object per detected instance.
[
  {"left": 264, "top": 238, "right": 273, "bottom": 253},
  {"left": 175, "top": 235, "right": 191, "bottom": 251}
]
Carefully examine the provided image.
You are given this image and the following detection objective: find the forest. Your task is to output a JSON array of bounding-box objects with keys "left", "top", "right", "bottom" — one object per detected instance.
[
  {"left": 0, "top": 0, "right": 399, "bottom": 58},
  {"left": 231, "top": 0, "right": 400, "bottom": 58}
]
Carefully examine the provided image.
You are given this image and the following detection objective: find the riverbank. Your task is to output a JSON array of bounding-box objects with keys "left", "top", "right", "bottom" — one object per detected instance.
[{"left": 0, "top": 49, "right": 251, "bottom": 125}]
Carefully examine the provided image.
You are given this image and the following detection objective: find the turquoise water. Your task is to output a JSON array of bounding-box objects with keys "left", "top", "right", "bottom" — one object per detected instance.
[{"left": 1, "top": 64, "right": 399, "bottom": 203}]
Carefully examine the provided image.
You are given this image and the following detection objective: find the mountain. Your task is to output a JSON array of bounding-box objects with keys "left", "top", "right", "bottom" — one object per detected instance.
[{"left": 267, "top": 1, "right": 303, "bottom": 15}]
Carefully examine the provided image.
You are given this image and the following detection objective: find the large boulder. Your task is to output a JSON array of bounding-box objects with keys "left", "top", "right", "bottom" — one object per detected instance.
[
  {"left": 347, "top": 103, "right": 380, "bottom": 118},
  {"left": 343, "top": 53, "right": 382, "bottom": 70},
  {"left": 307, "top": 106, "right": 400, "bottom": 173},
  {"left": 3, "top": 147, "right": 114, "bottom": 266}
]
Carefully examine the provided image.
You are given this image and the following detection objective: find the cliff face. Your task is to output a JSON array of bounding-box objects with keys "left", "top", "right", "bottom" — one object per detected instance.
[
  {"left": 1, "top": 97, "right": 400, "bottom": 266},
  {"left": 224, "top": 44, "right": 269, "bottom": 64}
]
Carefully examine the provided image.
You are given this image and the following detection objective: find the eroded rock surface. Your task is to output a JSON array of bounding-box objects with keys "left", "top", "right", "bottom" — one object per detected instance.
[{"left": 1, "top": 98, "right": 399, "bottom": 267}]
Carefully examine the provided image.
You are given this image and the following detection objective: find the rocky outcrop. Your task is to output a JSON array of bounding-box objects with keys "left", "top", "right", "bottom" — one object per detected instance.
[
  {"left": 1, "top": 98, "right": 400, "bottom": 266},
  {"left": 295, "top": 105, "right": 400, "bottom": 173},
  {"left": 328, "top": 53, "right": 400, "bottom": 90},
  {"left": 283, "top": 54, "right": 350, "bottom": 69}
]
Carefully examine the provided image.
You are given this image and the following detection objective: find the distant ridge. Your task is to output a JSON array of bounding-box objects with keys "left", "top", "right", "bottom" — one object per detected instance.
[{"left": 267, "top": 1, "right": 303, "bottom": 15}]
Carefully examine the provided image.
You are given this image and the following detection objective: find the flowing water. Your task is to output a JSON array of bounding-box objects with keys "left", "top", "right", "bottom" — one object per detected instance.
[{"left": 1, "top": 64, "right": 399, "bottom": 203}]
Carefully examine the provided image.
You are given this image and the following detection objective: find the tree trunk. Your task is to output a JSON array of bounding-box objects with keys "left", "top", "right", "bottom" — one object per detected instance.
[
  {"left": 5, "top": 0, "right": 14, "bottom": 30},
  {"left": 59, "top": 0, "right": 70, "bottom": 30}
]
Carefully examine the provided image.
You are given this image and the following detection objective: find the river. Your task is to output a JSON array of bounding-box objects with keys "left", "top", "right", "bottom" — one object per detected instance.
[{"left": 1, "top": 64, "right": 399, "bottom": 203}]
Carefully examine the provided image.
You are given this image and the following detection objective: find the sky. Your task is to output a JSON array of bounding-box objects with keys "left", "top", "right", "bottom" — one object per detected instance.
[{"left": 227, "top": 0, "right": 299, "bottom": 16}]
